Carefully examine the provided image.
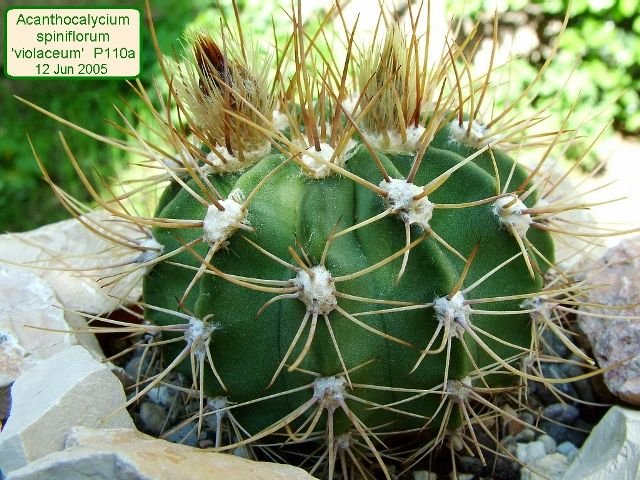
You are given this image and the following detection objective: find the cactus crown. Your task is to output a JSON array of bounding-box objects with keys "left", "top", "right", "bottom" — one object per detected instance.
[{"left": 24, "top": 1, "right": 617, "bottom": 478}]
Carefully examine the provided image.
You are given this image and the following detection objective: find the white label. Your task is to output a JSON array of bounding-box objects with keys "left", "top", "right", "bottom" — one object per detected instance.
[{"left": 5, "top": 8, "right": 140, "bottom": 78}]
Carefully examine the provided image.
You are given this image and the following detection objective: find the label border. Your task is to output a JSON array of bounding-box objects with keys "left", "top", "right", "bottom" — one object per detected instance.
[{"left": 4, "top": 5, "right": 142, "bottom": 80}]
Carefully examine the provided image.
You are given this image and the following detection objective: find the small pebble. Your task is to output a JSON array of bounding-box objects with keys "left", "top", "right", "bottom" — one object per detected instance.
[
  {"left": 513, "top": 428, "right": 536, "bottom": 443},
  {"left": 456, "top": 475, "right": 473, "bottom": 480},
  {"left": 124, "top": 353, "right": 150, "bottom": 380},
  {"left": 514, "top": 428, "right": 536, "bottom": 443},
  {"left": 543, "top": 403, "right": 580, "bottom": 423},
  {"left": 540, "top": 419, "right": 587, "bottom": 446},
  {"left": 412, "top": 471, "right": 437, "bottom": 480},
  {"left": 561, "top": 361, "right": 584, "bottom": 379},
  {"left": 541, "top": 329, "right": 570, "bottom": 357},
  {"left": 500, "top": 435, "right": 518, "bottom": 457},
  {"left": 458, "top": 456, "right": 484, "bottom": 475},
  {"left": 540, "top": 365, "right": 578, "bottom": 398},
  {"left": 521, "top": 453, "right": 570, "bottom": 480},
  {"left": 537, "top": 434, "right": 557, "bottom": 454},
  {"left": 556, "top": 441, "right": 579, "bottom": 462},
  {"left": 147, "top": 385, "right": 174, "bottom": 406},
  {"left": 138, "top": 400, "right": 169, "bottom": 436},
  {"left": 519, "top": 412, "right": 535, "bottom": 426},
  {"left": 517, "top": 441, "right": 547, "bottom": 464},
  {"left": 232, "top": 446, "right": 253, "bottom": 458},
  {"left": 163, "top": 421, "right": 199, "bottom": 447}
]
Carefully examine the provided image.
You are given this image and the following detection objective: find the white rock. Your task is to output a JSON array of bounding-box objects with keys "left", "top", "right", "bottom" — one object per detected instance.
[
  {"left": 0, "top": 265, "right": 103, "bottom": 388},
  {"left": 521, "top": 453, "right": 569, "bottom": 480},
  {"left": 0, "top": 211, "right": 145, "bottom": 314},
  {"left": 517, "top": 440, "right": 547, "bottom": 464},
  {"left": 561, "top": 406, "right": 640, "bottom": 480},
  {"left": 6, "top": 427, "right": 317, "bottom": 480},
  {"left": 537, "top": 434, "right": 557, "bottom": 454},
  {"left": 0, "top": 346, "right": 133, "bottom": 474},
  {"left": 557, "top": 441, "right": 579, "bottom": 462}
]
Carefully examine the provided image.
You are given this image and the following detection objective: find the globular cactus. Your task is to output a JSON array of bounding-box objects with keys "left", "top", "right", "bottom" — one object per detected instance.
[{"left": 24, "top": 2, "right": 615, "bottom": 478}]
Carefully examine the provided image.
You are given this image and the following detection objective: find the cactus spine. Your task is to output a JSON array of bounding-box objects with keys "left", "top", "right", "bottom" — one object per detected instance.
[{"left": 25, "top": 2, "right": 617, "bottom": 478}]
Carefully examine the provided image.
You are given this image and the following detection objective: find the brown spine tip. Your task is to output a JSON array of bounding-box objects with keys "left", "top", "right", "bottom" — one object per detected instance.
[{"left": 194, "top": 34, "right": 228, "bottom": 95}]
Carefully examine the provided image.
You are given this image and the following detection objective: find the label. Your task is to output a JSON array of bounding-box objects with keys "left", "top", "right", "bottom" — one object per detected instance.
[{"left": 5, "top": 8, "right": 140, "bottom": 78}]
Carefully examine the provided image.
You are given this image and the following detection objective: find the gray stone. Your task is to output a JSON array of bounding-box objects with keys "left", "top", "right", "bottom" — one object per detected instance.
[
  {"left": 138, "top": 401, "right": 168, "bottom": 436},
  {"left": 163, "top": 421, "right": 198, "bottom": 448},
  {"left": 561, "top": 406, "right": 640, "bottom": 480},
  {"left": 457, "top": 456, "right": 484, "bottom": 475},
  {"left": 578, "top": 237, "right": 640, "bottom": 406},
  {"left": 514, "top": 428, "right": 536, "bottom": 443},
  {"left": 556, "top": 441, "right": 578, "bottom": 460},
  {"left": 522, "top": 453, "right": 570, "bottom": 480},
  {"left": 0, "top": 346, "right": 133, "bottom": 474},
  {"left": 539, "top": 364, "right": 578, "bottom": 399},
  {"left": 519, "top": 411, "right": 535, "bottom": 426},
  {"left": 537, "top": 434, "right": 557, "bottom": 454},
  {"left": 501, "top": 434, "right": 517, "bottom": 456},
  {"left": 456, "top": 475, "right": 474, "bottom": 480},
  {"left": 540, "top": 419, "right": 587, "bottom": 447},
  {"left": 5, "top": 427, "right": 317, "bottom": 480},
  {"left": 540, "top": 403, "right": 585, "bottom": 445},
  {"left": 146, "top": 386, "right": 174, "bottom": 407},
  {"left": 541, "top": 328, "right": 570, "bottom": 357},
  {"left": 543, "top": 403, "right": 579, "bottom": 423},
  {"left": 412, "top": 472, "right": 437, "bottom": 480},
  {"left": 517, "top": 441, "right": 547, "bottom": 464}
]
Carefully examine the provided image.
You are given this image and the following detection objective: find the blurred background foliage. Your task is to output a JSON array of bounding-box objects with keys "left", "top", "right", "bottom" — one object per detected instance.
[
  {"left": 448, "top": 0, "right": 640, "bottom": 168},
  {"left": 1, "top": 0, "right": 638, "bottom": 232},
  {"left": 1, "top": 0, "right": 201, "bottom": 232},
  {"left": 0, "top": 0, "right": 298, "bottom": 232}
]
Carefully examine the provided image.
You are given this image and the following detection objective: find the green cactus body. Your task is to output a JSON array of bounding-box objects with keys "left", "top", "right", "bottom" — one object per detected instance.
[
  {"left": 27, "top": 3, "right": 596, "bottom": 476},
  {"left": 144, "top": 127, "right": 554, "bottom": 438}
]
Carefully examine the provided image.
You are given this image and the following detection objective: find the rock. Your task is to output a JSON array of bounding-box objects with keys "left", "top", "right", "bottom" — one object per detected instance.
[
  {"left": 519, "top": 411, "right": 535, "bottom": 426},
  {"left": 541, "top": 328, "right": 570, "bottom": 358},
  {"left": 501, "top": 435, "right": 517, "bottom": 456},
  {"left": 539, "top": 364, "right": 578, "bottom": 400},
  {"left": 540, "top": 419, "right": 587, "bottom": 447},
  {"left": 521, "top": 453, "right": 569, "bottom": 480},
  {"left": 6, "top": 427, "right": 317, "bottom": 480},
  {"left": 561, "top": 406, "right": 640, "bottom": 480},
  {"left": 537, "top": 434, "right": 557, "bottom": 454},
  {"left": 0, "top": 346, "right": 133, "bottom": 474},
  {"left": 539, "top": 403, "right": 585, "bottom": 445},
  {"left": 412, "top": 471, "right": 437, "bottom": 480},
  {"left": 517, "top": 441, "right": 547, "bottom": 464},
  {"left": 0, "top": 266, "right": 103, "bottom": 388},
  {"left": 457, "top": 456, "right": 484, "bottom": 475},
  {"left": 578, "top": 237, "right": 640, "bottom": 405},
  {"left": 543, "top": 403, "right": 580, "bottom": 424},
  {"left": 0, "top": 211, "right": 146, "bottom": 315},
  {"left": 514, "top": 427, "right": 536, "bottom": 443},
  {"left": 164, "top": 421, "right": 198, "bottom": 448},
  {"left": 556, "top": 441, "right": 579, "bottom": 462},
  {"left": 138, "top": 401, "right": 169, "bottom": 436}
]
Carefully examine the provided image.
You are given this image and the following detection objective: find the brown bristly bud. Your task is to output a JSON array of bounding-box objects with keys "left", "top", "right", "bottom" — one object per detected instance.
[
  {"left": 175, "top": 31, "right": 275, "bottom": 172},
  {"left": 357, "top": 26, "right": 425, "bottom": 152},
  {"left": 193, "top": 34, "right": 229, "bottom": 96}
]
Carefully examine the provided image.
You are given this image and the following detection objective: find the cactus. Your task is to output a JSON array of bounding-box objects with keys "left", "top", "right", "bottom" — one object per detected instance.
[{"left": 23, "top": 1, "right": 622, "bottom": 478}]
